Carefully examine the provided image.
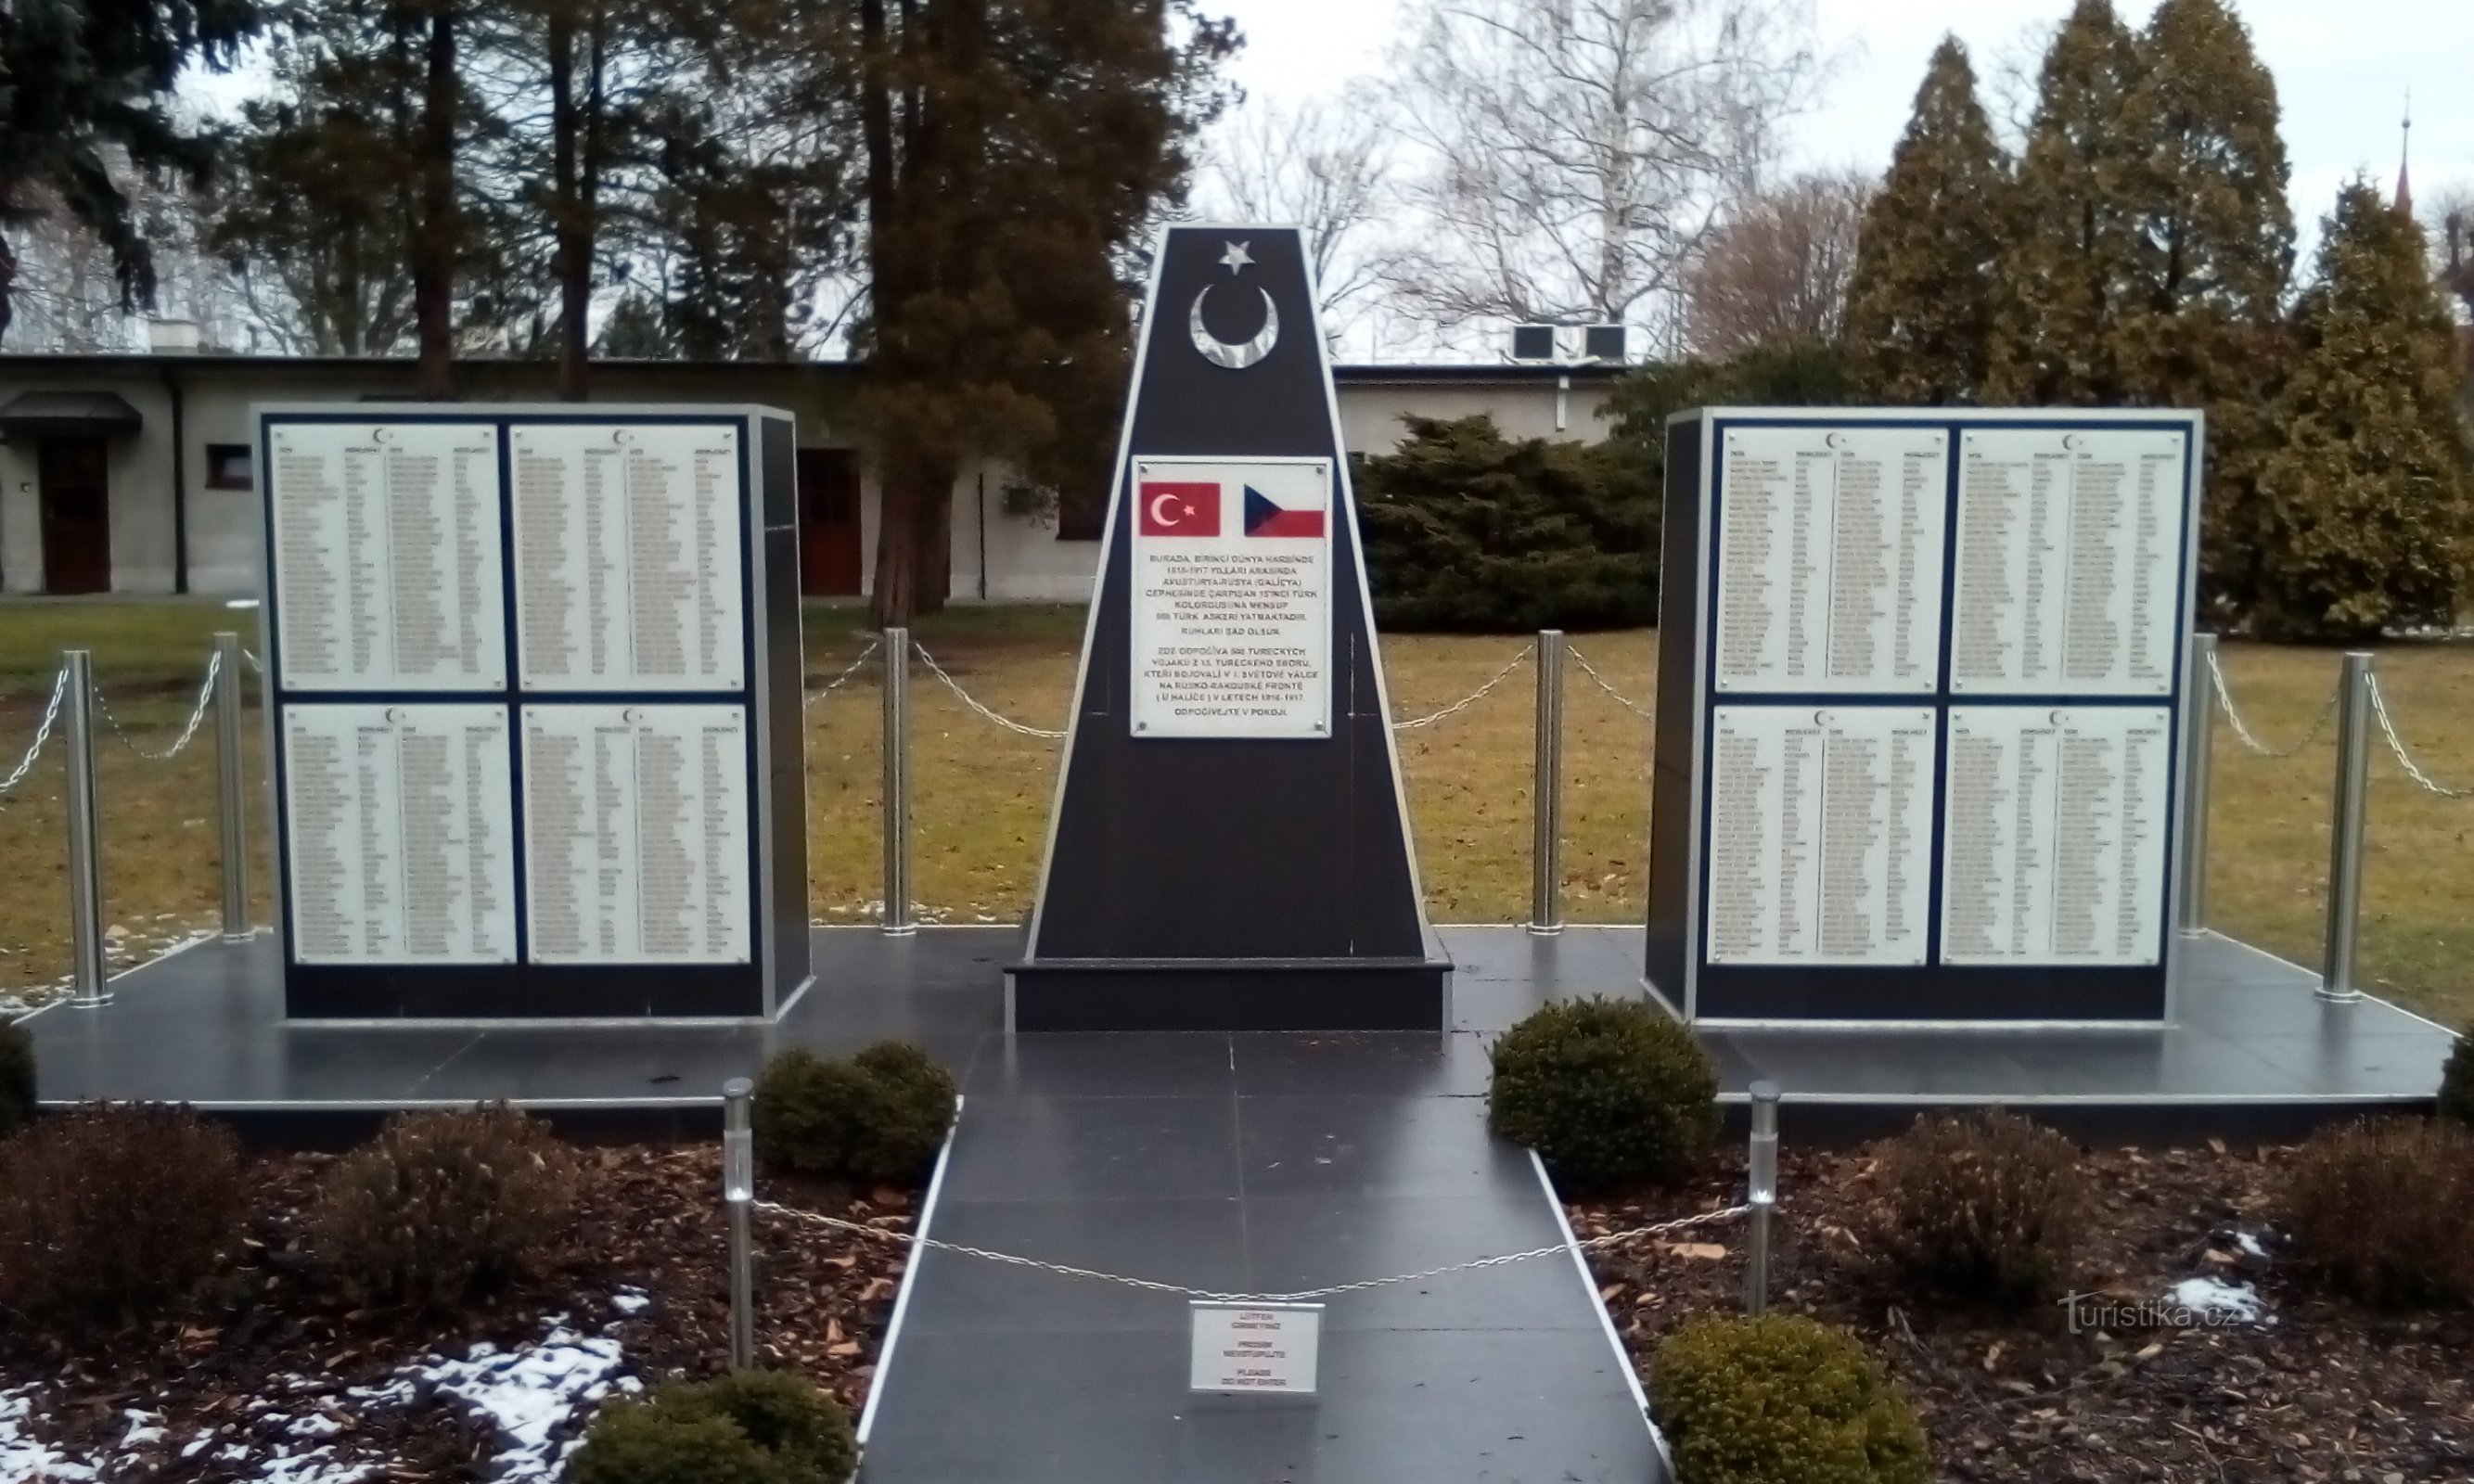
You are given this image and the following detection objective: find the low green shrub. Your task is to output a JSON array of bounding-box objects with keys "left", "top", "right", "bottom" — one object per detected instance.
[
  {"left": 2279, "top": 1116, "right": 2474, "bottom": 1307},
  {"left": 1653, "top": 1313, "right": 1930, "bottom": 1484},
  {"left": 0, "top": 1019, "right": 33, "bottom": 1138},
  {"left": 0, "top": 1103, "right": 244, "bottom": 1330},
  {"left": 308, "top": 1105, "right": 580, "bottom": 1312},
  {"left": 1852, "top": 1109, "right": 2089, "bottom": 1311},
  {"left": 755, "top": 1042, "right": 956, "bottom": 1183},
  {"left": 1487, "top": 998, "right": 1719, "bottom": 1192},
  {"left": 569, "top": 1369, "right": 856, "bottom": 1484},
  {"left": 2440, "top": 1027, "right": 2474, "bottom": 1129}
]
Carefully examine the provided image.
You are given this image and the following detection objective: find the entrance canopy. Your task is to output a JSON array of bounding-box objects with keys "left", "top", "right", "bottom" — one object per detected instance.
[{"left": 0, "top": 390, "right": 143, "bottom": 440}]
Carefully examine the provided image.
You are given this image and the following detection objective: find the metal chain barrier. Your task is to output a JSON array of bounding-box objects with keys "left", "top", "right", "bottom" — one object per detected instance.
[
  {"left": 0, "top": 666, "right": 69, "bottom": 795},
  {"left": 243, "top": 647, "right": 265, "bottom": 674},
  {"left": 912, "top": 641, "right": 1069, "bottom": 739},
  {"left": 2365, "top": 672, "right": 2473, "bottom": 799},
  {"left": 755, "top": 1197, "right": 1750, "bottom": 1304},
  {"left": 2207, "top": 648, "right": 2338, "bottom": 760},
  {"left": 93, "top": 651, "right": 223, "bottom": 761},
  {"left": 1392, "top": 645, "right": 1533, "bottom": 731},
  {"left": 1563, "top": 645, "right": 1651, "bottom": 718},
  {"left": 803, "top": 636, "right": 883, "bottom": 708}
]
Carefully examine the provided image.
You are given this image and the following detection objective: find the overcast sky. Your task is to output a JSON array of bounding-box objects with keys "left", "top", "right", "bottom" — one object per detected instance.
[{"left": 1214, "top": 0, "right": 2471, "bottom": 236}]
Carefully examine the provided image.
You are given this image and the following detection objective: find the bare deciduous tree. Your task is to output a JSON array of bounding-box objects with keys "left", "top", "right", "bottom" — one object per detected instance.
[
  {"left": 1683, "top": 167, "right": 1869, "bottom": 355},
  {"left": 1197, "top": 90, "right": 1389, "bottom": 337},
  {"left": 1378, "top": 0, "right": 1819, "bottom": 351}
]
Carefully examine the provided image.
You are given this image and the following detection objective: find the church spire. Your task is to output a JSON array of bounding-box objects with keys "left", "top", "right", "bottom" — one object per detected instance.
[{"left": 2396, "top": 91, "right": 2414, "bottom": 215}]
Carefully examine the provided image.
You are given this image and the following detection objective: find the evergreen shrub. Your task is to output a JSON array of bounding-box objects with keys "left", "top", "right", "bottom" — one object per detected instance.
[
  {"left": 754, "top": 1041, "right": 956, "bottom": 1183},
  {"left": 2279, "top": 1116, "right": 2474, "bottom": 1307},
  {"left": 1487, "top": 998, "right": 1718, "bottom": 1192},
  {"left": 0, "top": 1018, "right": 33, "bottom": 1138},
  {"left": 309, "top": 1104, "right": 581, "bottom": 1312},
  {"left": 1653, "top": 1313, "right": 1930, "bottom": 1484},
  {"left": 569, "top": 1369, "right": 856, "bottom": 1484},
  {"left": 1853, "top": 1109, "right": 2089, "bottom": 1311},
  {"left": 0, "top": 1103, "right": 244, "bottom": 1330},
  {"left": 2438, "top": 1026, "right": 2474, "bottom": 1130}
]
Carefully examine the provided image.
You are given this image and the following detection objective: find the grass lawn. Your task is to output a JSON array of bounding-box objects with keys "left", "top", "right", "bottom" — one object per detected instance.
[{"left": 3, "top": 598, "right": 2468, "bottom": 1029}]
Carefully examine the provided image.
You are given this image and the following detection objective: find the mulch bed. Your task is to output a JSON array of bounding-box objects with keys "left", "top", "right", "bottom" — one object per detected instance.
[
  {"left": 1572, "top": 1142, "right": 2474, "bottom": 1483},
  {"left": 1, "top": 1145, "right": 915, "bottom": 1481}
]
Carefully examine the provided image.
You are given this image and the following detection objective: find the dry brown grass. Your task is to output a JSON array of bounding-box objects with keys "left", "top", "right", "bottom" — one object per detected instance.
[{"left": 4, "top": 602, "right": 2468, "bottom": 1029}]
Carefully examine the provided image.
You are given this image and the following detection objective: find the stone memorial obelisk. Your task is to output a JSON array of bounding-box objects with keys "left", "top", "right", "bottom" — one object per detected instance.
[{"left": 1012, "top": 224, "right": 1448, "bottom": 1031}]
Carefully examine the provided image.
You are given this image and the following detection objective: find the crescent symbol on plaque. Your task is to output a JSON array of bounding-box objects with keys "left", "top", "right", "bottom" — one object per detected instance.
[
  {"left": 1148, "top": 492, "right": 1183, "bottom": 528},
  {"left": 1188, "top": 284, "right": 1279, "bottom": 370}
]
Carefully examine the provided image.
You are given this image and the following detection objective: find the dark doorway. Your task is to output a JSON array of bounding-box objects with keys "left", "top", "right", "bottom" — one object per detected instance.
[
  {"left": 797, "top": 448, "right": 864, "bottom": 596},
  {"left": 39, "top": 437, "right": 111, "bottom": 594}
]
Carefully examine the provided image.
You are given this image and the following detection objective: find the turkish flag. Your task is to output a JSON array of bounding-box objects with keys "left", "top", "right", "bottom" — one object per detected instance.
[{"left": 1138, "top": 481, "right": 1220, "bottom": 536}]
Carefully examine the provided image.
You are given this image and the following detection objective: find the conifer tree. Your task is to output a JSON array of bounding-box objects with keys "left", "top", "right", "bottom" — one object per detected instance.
[
  {"left": 2253, "top": 184, "right": 2471, "bottom": 641},
  {"left": 1841, "top": 37, "right": 2009, "bottom": 405},
  {"left": 2114, "top": 0, "right": 2293, "bottom": 616},
  {"left": 1984, "top": 0, "right": 2146, "bottom": 407}
]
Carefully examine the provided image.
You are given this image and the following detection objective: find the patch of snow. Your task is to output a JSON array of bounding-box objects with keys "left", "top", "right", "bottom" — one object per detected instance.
[
  {"left": 120, "top": 1410, "right": 166, "bottom": 1449},
  {"left": 183, "top": 1429, "right": 221, "bottom": 1460},
  {"left": 2231, "top": 1230, "right": 2269, "bottom": 1260},
  {"left": 609, "top": 1289, "right": 651, "bottom": 1316},
  {"left": 250, "top": 1445, "right": 378, "bottom": 1484},
  {"left": 1, "top": 1388, "right": 98, "bottom": 1482},
  {"left": 409, "top": 1320, "right": 632, "bottom": 1480},
  {"left": 2170, "top": 1276, "right": 2265, "bottom": 1324},
  {"left": 288, "top": 1414, "right": 344, "bottom": 1439}
]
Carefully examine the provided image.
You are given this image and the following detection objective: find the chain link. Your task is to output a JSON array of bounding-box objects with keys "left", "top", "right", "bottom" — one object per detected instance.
[
  {"left": 1392, "top": 645, "right": 1533, "bottom": 731},
  {"left": 243, "top": 647, "right": 266, "bottom": 675},
  {"left": 0, "top": 667, "right": 69, "bottom": 795},
  {"left": 1564, "top": 646, "right": 1652, "bottom": 718},
  {"left": 910, "top": 642, "right": 1069, "bottom": 739},
  {"left": 755, "top": 1197, "right": 1748, "bottom": 1303},
  {"left": 93, "top": 651, "right": 223, "bottom": 761},
  {"left": 2365, "top": 673, "right": 2472, "bottom": 799},
  {"left": 2207, "top": 649, "right": 2338, "bottom": 760},
  {"left": 803, "top": 637, "right": 883, "bottom": 708}
]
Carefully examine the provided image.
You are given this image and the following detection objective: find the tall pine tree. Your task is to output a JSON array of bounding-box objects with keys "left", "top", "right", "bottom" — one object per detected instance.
[
  {"left": 1841, "top": 37, "right": 2009, "bottom": 404},
  {"left": 2113, "top": 0, "right": 2292, "bottom": 617},
  {"left": 2253, "top": 184, "right": 2471, "bottom": 641},
  {"left": 1985, "top": 0, "right": 2147, "bottom": 407}
]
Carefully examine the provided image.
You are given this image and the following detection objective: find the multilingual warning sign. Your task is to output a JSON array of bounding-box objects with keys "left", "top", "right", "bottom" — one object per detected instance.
[
  {"left": 1128, "top": 456, "right": 1334, "bottom": 739},
  {"left": 1188, "top": 1302, "right": 1323, "bottom": 1394}
]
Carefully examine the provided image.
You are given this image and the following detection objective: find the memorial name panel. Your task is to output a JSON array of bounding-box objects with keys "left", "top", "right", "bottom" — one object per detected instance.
[
  {"left": 1938, "top": 705, "right": 2172, "bottom": 966},
  {"left": 1949, "top": 429, "right": 2186, "bottom": 696},
  {"left": 519, "top": 702, "right": 751, "bottom": 964},
  {"left": 279, "top": 703, "right": 518, "bottom": 963},
  {"left": 1711, "top": 426, "right": 1949, "bottom": 694},
  {"left": 510, "top": 424, "right": 746, "bottom": 691},
  {"left": 269, "top": 423, "right": 506, "bottom": 690},
  {"left": 1127, "top": 457, "right": 1334, "bottom": 738},
  {"left": 1703, "top": 705, "right": 1937, "bottom": 966}
]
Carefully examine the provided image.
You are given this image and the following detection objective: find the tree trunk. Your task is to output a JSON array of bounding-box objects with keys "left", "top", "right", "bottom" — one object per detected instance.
[
  {"left": 868, "top": 441, "right": 955, "bottom": 627},
  {"left": 0, "top": 231, "right": 17, "bottom": 348},
  {"left": 548, "top": 3, "right": 587, "bottom": 400},
  {"left": 413, "top": 0, "right": 458, "bottom": 399}
]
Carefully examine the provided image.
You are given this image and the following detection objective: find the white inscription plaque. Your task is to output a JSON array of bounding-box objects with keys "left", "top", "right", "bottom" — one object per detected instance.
[
  {"left": 1189, "top": 1302, "right": 1323, "bottom": 1395},
  {"left": 519, "top": 703, "right": 752, "bottom": 965},
  {"left": 280, "top": 703, "right": 518, "bottom": 963},
  {"left": 1128, "top": 457, "right": 1334, "bottom": 739}
]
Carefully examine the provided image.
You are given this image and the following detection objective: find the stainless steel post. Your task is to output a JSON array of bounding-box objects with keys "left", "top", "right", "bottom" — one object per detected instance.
[
  {"left": 1528, "top": 631, "right": 1565, "bottom": 936},
  {"left": 2178, "top": 633, "right": 2217, "bottom": 938},
  {"left": 214, "top": 632, "right": 250, "bottom": 940},
  {"left": 63, "top": 650, "right": 109, "bottom": 1008},
  {"left": 724, "top": 1077, "right": 757, "bottom": 1369},
  {"left": 2319, "top": 651, "right": 2373, "bottom": 1003},
  {"left": 1743, "top": 1080, "right": 1780, "bottom": 1317},
  {"left": 881, "top": 627, "right": 915, "bottom": 936}
]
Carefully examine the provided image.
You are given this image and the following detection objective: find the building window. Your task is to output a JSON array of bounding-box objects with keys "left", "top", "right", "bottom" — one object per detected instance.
[{"left": 204, "top": 443, "right": 252, "bottom": 491}]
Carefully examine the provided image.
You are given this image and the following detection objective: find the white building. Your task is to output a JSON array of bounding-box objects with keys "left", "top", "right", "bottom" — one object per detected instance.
[{"left": 0, "top": 352, "right": 1622, "bottom": 599}]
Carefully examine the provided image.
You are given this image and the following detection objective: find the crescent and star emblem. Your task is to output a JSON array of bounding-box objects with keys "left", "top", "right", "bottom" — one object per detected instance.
[
  {"left": 1189, "top": 239, "right": 1279, "bottom": 370},
  {"left": 1147, "top": 492, "right": 1188, "bottom": 528}
]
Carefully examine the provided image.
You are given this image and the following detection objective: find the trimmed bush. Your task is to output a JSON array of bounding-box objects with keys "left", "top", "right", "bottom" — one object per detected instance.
[
  {"left": 755, "top": 1042, "right": 956, "bottom": 1184},
  {"left": 2279, "top": 1116, "right": 2474, "bottom": 1307},
  {"left": 0, "top": 1103, "right": 244, "bottom": 1330},
  {"left": 569, "top": 1370, "right": 856, "bottom": 1484},
  {"left": 309, "top": 1105, "right": 581, "bottom": 1312},
  {"left": 2440, "top": 1027, "right": 2474, "bottom": 1129},
  {"left": 1488, "top": 998, "right": 1719, "bottom": 1192},
  {"left": 1653, "top": 1313, "right": 1930, "bottom": 1484},
  {"left": 1853, "top": 1109, "right": 2088, "bottom": 1311},
  {"left": 0, "top": 1018, "right": 33, "bottom": 1138}
]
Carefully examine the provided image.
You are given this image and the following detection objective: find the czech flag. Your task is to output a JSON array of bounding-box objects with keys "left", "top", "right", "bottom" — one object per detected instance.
[{"left": 1243, "top": 483, "right": 1326, "bottom": 538}]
